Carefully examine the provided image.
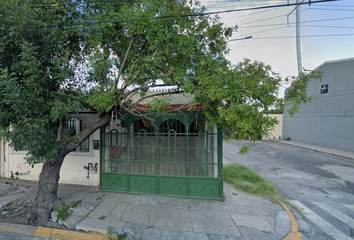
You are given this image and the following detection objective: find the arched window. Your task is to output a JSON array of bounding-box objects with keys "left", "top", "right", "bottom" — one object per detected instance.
[
  {"left": 159, "top": 119, "right": 186, "bottom": 134},
  {"left": 133, "top": 119, "right": 156, "bottom": 133},
  {"left": 66, "top": 117, "right": 90, "bottom": 152}
]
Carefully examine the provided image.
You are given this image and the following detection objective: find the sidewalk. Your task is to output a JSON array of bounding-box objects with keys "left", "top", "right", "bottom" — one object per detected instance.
[
  {"left": 275, "top": 140, "right": 354, "bottom": 160},
  {"left": 0, "top": 177, "right": 296, "bottom": 240}
]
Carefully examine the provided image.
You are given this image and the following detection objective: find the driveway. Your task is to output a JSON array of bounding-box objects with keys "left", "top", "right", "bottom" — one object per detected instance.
[{"left": 223, "top": 140, "right": 354, "bottom": 240}]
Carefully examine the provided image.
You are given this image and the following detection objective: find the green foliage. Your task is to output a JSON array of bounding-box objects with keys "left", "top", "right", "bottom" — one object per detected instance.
[
  {"left": 146, "top": 96, "right": 172, "bottom": 113},
  {"left": 284, "top": 70, "right": 323, "bottom": 116},
  {"left": 224, "top": 163, "right": 277, "bottom": 197},
  {"left": 0, "top": 0, "right": 85, "bottom": 164},
  {"left": 0, "top": 0, "right": 319, "bottom": 166},
  {"left": 107, "top": 226, "right": 130, "bottom": 240},
  {"left": 54, "top": 203, "right": 70, "bottom": 221},
  {"left": 70, "top": 200, "right": 81, "bottom": 208},
  {"left": 186, "top": 59, "right": 322, "bottom": 154},
  {"left": 99, "top": 215, "right": 106, "bottom": 220},
  {"left": 261, "top": 106, "right": 284, "bottom": 114}
]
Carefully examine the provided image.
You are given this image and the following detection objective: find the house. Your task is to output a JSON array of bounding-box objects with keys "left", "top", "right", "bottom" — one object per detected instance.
[
  {"left": 0, "top": 92, "right": 224, "bottom": 200},
  {"left": 283, "top": 58, "right": 354, "bottom": 152}
]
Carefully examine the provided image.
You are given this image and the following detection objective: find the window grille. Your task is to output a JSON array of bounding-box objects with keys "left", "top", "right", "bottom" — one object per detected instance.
[
  {"left": 66, "top": 118, "right": 90, "bottom": 152},
  {"left": 321, "top": 84, "right": 328, "bottom": 94}
]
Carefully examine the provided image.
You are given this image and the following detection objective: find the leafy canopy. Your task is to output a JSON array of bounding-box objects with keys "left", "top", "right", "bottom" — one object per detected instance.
[{"left": 0, "top": 0, "right": 321, "bottom": 161}]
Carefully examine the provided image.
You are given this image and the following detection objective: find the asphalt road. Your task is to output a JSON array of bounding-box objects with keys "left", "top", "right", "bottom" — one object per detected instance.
[
  {"left": 0, "top": 231, "right": 56, "bottom": 240},
  {"left": 223, "top": 140, "right": 354, "bottom": 240}
]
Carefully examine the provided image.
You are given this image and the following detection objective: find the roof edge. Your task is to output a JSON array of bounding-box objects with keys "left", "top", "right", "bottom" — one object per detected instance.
[{"left": 313, "top": 57, "right": 354, "bottom": 71}]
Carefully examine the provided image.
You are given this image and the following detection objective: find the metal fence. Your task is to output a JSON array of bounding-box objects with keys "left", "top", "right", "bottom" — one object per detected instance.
[{"left": 100, "top": 114, "right": 223, "bottom": 200}]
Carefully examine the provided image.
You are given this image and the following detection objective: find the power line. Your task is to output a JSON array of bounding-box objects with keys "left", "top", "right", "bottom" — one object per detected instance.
[
  {"left": 42, "top": 0, "right": 340, "bottom": 27},
  {"left": 307, "top": 7, "right": 354, "bottom": 11},
  {"left": 301, "top": 24, "right": 354, "bottom": 29},
  {"left": 32, "top": 0, "right": 131, "bottom": 8},
  {"left": 240, "top": 13, "right": 288, "bottom": 25},
  {"left": 238, "top": 24, "right": 354, "bottom": 37},
  {"left": 239, "top": 16, "right": 354, "bottom": 28},
  {"left": 306, "top": 4, "right": 354, "bottom": 7},
  {"left": 240, "top": 26, "right": 288, "bottom": 36},
  {"left": 232, "top": 33, "right": 354, "bottom": 40},
  {"left": 238, "top": 23, "right": 354, "bottom": 38}
]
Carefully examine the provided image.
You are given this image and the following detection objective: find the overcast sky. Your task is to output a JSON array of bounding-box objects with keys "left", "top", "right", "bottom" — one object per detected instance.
[{"left": 201, "top": 0, "right": 354, "bottom": 95}]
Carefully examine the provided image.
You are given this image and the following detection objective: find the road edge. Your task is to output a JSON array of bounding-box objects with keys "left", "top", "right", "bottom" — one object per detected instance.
[
  {"left": 274, "top": 199, "right": 302, "bottom": 240},
  {"left": 0, "top": 222, "right": 108, "bottom": 240},
  {"left": 273, "top": 140, "right": 354, "bottom": 161}
]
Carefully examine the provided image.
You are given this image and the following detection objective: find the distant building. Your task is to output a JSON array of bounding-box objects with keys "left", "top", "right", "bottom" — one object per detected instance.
[
  {"left": 262, "top": 114, "right": 283, "bottom": 140},
  {"left": 283, "top": 58, "right": 354, "bottom": 152}
]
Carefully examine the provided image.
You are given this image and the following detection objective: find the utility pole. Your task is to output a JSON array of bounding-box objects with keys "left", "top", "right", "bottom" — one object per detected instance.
[
  {"left": 296, "top": 0, "right": 302, "bottom": 75},
  {"left": 288, "top": 0, "right": 303, "bottom": 75}
]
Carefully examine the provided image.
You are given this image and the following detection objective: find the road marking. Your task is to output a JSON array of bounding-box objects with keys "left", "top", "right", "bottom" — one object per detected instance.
[
  {"left": 314, "top": 202, "right": 354, "bottom": 228},
  {"left": 343, "top": 204, "right": 354, "bottom": 211},
  {"left": 290, "top": 200, "right": 352, "bottom": 240}
]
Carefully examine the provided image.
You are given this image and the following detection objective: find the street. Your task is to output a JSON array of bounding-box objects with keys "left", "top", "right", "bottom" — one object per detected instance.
[{"left": 223, "top": 140, "right": 354, "bottom": 240}]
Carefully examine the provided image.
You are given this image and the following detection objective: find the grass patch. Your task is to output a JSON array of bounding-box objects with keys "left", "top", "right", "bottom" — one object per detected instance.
[
  {"left": 224, "top": 163, "right": 277, "bottom": 197},
  {"left": 70, "top": 200, "right": 81, "bottom": 208},
  {"left": 106, "top": 226, "right": 130, "bottom": 240},
  {"left": 54, "top": 203, "right": 70, "bottom": 221},
  {"left": 224, "top": 164, "right": 303, "bottom": 214}
]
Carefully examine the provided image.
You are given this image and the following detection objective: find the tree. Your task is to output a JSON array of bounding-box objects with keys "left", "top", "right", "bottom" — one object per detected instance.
[{"left": 0, "top": 0, "right": 321, "bottom": 226}]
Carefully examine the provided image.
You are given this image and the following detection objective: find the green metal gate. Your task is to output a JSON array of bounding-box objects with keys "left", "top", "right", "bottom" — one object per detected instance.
[{"left": 99, "top": 112, "right": 223, "bottom": 200}]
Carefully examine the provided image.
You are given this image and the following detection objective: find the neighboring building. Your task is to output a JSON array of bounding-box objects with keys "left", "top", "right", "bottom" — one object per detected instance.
[
  {"left": 0, "top": 93, "right": 224, "bottom": 200},
  {"left": 262, "top": 114, "right": 283, "bottom": 140},
  {"left": 283, "top": 58, "right": 354, "bottom": 152}
]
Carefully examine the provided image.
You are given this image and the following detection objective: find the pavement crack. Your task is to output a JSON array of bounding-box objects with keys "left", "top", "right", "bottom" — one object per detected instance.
[{"left": 188, "top": 208, "right": 194, "bottom": 232}]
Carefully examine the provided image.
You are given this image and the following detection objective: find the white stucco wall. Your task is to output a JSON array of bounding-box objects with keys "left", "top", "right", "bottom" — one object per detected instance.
[
  {"left": 262, "top": 114, "right": 283, "bottom": 140},
  {"left": 1, "top": 113, "right": 101, "bottom": 186}
]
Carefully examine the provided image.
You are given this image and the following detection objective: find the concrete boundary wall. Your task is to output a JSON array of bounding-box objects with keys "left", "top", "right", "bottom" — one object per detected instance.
[{"left": 283, "top": 58, "right": 354, "bottom": 153}]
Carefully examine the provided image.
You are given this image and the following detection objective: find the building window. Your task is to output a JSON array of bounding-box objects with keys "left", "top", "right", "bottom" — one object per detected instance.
[
  {"left": 320, "top": 84, "right": 328, "bottom": 94},
  {"left": 159, "top": 119, "right": 186, "bottom": 134},
  {"left": 66, "top": 118, "right": 90, "bottom": 152}
]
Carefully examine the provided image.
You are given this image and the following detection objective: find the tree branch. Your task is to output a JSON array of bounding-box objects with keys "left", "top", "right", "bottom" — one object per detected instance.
[
  {"left": 116, "top": 37, "right": 134, "bottom": 89},
  {"left": 66, "top": 112, "right": 111, "bottom": 151},
  {"left": 123, "top": 72, "right": 173, "bottom": 98},
  {"left": 121, "top": 44, "right": 164, "bottom": 91},
  {"left": 134, "top": 90, "right": 182, "bottom": 105}
]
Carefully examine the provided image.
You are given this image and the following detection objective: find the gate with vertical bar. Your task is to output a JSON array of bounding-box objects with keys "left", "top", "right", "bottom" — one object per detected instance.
[{"left": 99, "top": 111, "right": 223, "bottom": 200}]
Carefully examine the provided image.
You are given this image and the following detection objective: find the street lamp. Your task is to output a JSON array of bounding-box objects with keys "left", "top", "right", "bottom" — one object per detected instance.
[{"left": 227, "top": 35, "right": 253, "bottom": 43}]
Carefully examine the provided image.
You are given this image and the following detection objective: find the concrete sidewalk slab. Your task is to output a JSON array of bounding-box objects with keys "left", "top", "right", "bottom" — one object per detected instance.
[
  {"left": 276, "top": 211, "right": 291, "bottom": 236},
  {"left": 190, "top": 209, "right": 240, "bottom": 236},
  {"left": 149, "top": 206, "right": 192, "bottom": 232},
  {"left": 121, "top": 203, "right": 152, "bottom": 224},
  {"left": 230, "top": 213, "right": 275, "bottom": 233},
  {"left": 75, "top": 216, "right": 126, "bottom": 234},
  {"left": 0, "top": 193, "right": 26, "bottom": 208},
  {"left": 0, "top": 179, "right": 300, "bottom": 240},
  {"left": 88, "top": 198, "right": 120, "bottom": 218},
  {"left": 0, "top": 157, "right": 301, "bottom": 240},
  {"left": 106, "top": 201, "right": 128, "bottom": 220}
]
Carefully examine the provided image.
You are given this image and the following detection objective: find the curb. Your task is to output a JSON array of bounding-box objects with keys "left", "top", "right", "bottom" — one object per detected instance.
[
  {"left": 273, "top": 140, "right": 354, "bottom": 161},
  {"left": 274, "top": 199, "right": 302, "bottom": 240},
  {"left": 0, "top": 222, "right": 108, "bottom": 240}
]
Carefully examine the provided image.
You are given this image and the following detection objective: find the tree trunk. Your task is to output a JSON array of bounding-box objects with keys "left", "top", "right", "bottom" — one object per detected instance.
[
  {"left": 29, "top": 154, "right": 66, "bottom": 226},
  {"left": 28, "top": 112, "right": 112, "bottom": 226}
]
